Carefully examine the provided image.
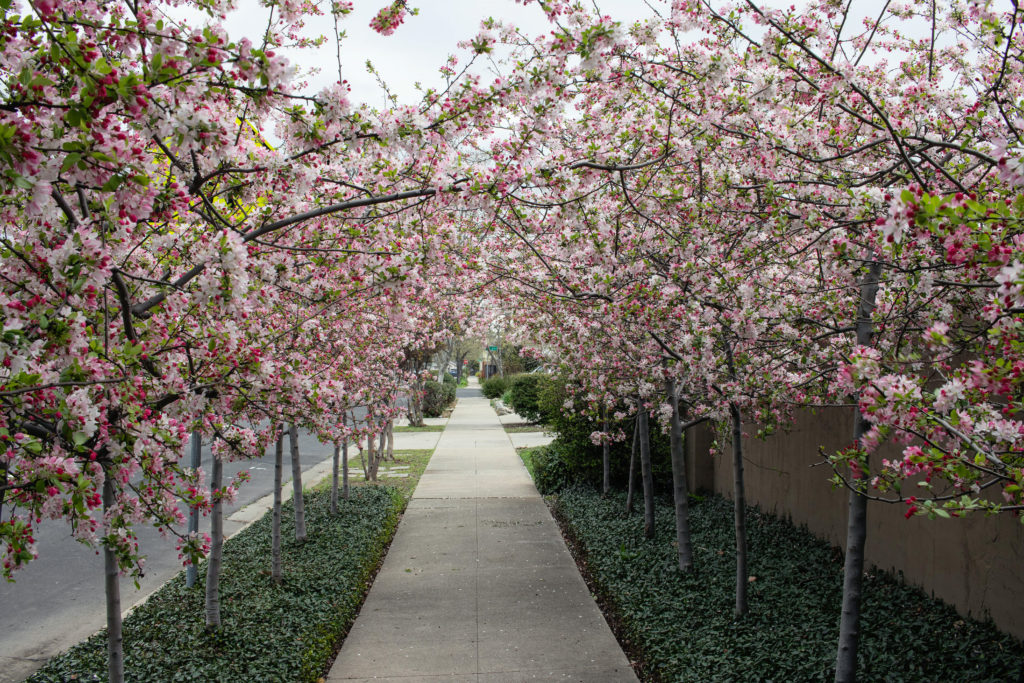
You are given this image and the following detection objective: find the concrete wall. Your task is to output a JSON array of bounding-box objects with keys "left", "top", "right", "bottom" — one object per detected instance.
[{"left": 686, "top": 407, "right": 1024, "bottom": 639}]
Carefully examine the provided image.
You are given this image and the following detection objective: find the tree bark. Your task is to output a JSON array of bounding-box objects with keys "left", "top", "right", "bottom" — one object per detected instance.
[
  {"left": 289, "top": 423, "right": 307, "bottom": 542},
  {"left": 367, "top": 427, "right": 378, "bottom": 482},
  {"left": 408, "top": 361, "right": 425, "bottom": 427},
  {"left": 185, "top": 430, "right": 201, "bottom": 589},
  {"left": 667, "top": 378, "right": 693, "bottom": 572},
  {"left": 835, "top": 259, "right": 883, "bottom": 683},
  {"left": 331, "top": 442, "right": 340, "bottom": 515},
  {"left": 626, "top": 417, "right": 638, "bottom": 515},
  {"left": 386, "top": 419, "right": 394, "bottom": 461},
  {"left": 730, "top": 402, "right": 748, "bottom": 617},
  {"left": 102, "top": 473, "right": 125, "bottom": 683},
  {"left": 638, "top": 408, "right": 655, "bottom": 539},
  {"left": 205, "top": 454, "right": 224, "bottom": 629},
  {"left": 343, "top": 413, "right": 351, "bottom": 500},
  {"left": 272, "top": 430, "right": 283, "bottom": 583},
  {"left": 602, "top": 411, "right": 610, "bottom": 497}
]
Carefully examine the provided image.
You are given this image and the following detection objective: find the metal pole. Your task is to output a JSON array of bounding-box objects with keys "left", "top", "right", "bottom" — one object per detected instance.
[{"left": 185, "top": 430, "right": 201, "bottom": 588}]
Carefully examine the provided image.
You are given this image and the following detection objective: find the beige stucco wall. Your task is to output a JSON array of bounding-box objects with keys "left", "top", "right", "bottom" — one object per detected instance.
[{"left": 687, "top": 407, "right": 1024, "bottom": 639}]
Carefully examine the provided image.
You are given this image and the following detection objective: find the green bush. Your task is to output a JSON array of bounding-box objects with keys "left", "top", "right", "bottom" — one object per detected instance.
[
  {"left": 528, "top": 444, "right": 578, "bottom": 495},
  {"left": 536, "top": 375, "right": 673, "bottom": 491},
  {"left": 481, "top": 375, "right": 509, "bottom": 399},
  {"left": 423, "top": 379, "right": 456, "bottom": 417},
  {"left": 29, "top": 486, "right": 404, "bottom": 683},
  {"left": 442, "top": 372, "right": 456, "bottom": 386},
  {"left": 552, "top": 486, "right": 1024, "bottom": 682},
  {"left": 506, "top": 373, "right": 550, "bottom": 422}
]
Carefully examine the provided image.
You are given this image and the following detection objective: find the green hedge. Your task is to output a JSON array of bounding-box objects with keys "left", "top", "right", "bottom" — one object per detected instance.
[
  {"left": 423, "top": 379, "right": 456, "bottom": 417},
  {"left": 551, "top": 485, "right": 1024, "bottom": 682},
  {"left": 535, "top": 376, "right": 673, "bottom": 492},
  {"left": 30, "top": 486, "right": 404, "bottom": 683},
  {"left": 481, "top": 375, "right": 509, "bottom": 399},
  {"left": 506, "top": 373, "right": 549, "bottom": 422}
]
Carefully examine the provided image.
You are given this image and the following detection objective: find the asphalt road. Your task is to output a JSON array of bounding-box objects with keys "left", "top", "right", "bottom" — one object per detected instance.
[{"left": 0, "top": 423, "right": 361, "bottom": 683}]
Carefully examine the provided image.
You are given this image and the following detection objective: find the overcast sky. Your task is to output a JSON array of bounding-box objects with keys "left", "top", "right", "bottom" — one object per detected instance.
[
  {"left": 181, "top": 0, "right": 998, "bottom": 109},
  {"left": 212, "top": 0, "right": 669, "bottom": 107}
]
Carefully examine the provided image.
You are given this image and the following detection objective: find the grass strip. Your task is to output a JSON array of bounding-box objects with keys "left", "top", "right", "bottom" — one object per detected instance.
[
  {"left": 392, "top": 425, "right": 445, "bottom": 433},
  {"left": 550, "top": 485, "right": 1024, "bottom": 683},
  {"left": 29, "top": 485, "right": 404, "bottom": 683},
  {"left": 335, "top": 448, "right": 433, "bottom": 501}
]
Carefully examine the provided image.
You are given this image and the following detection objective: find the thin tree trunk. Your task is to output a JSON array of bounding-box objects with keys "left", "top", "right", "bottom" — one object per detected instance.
[
  {"left": 378, "top": 429, "right": 387, "bottom": 466},
  {"left": 367, "top": 427, "right": 378, "bottom": 482},
  {"left": 272, "top": 430, "right": 283, "bottom": 583},
  {"left": 331, "top": 442, "right": 340, "bottom": 514},
  {"left": 186, "top": 430, "right": 202, "bottom": 588},
  {"left": 638, "top": 408, "right": 655, "bottom": 539},
  {"left": 386, "top": 419, "right": 394, "bottom": 461},
  {"left": 343, "top": 414, "right": 351, "bottom": 500},
  {"left": 102, "top": 473, "right": 125, "bottom": 683},
  {"left": 730, "top": 402, "right": 748, "bottom": 617},
  {"left": 289, "top": 423, "right": 307, "bottom": 542},
  {"left": 205, "top": 454, "right": 224, "bottom": 629},
  {"left": 667, "top": 378, "right": 693, "bottom": 572},
  {"left": 626, "top": 417, "right": 639, "bottom": 515},
  {"left": 835, "top": 259, "right": 883, "bottom": 683},
  {"left": 602, "top": 411, "right": 610, "bottom": 497}
]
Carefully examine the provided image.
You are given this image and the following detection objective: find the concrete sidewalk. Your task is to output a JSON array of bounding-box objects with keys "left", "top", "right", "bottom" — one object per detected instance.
[{"left": 327, "top": 388, "right": 637, "bottom": 682}]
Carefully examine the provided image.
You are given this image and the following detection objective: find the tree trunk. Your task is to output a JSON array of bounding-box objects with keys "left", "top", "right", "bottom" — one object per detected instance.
[
  {"left": 626, "top": 417, "right": 638, "bottom": 515},
  {"left": 379, "top": 428, "right": 387, "bottom": 466},
  {"left": 730, "top": 402, "right": 748, "bottom": 617},
  {"left": 331, "top": 442, "right": 340, "bottom": 515},
  {"left": 835, "top": 259, "right": 883, "bottom": 683},
  {"left": 638, "top": 408, "right": 655, "bottom": 539},
  {"left": 289, "top": 423, "right": 307, "bottom": 542},
  {"left": 367, "top": 428, "right": 378, "bottom": 482},
  {"left": 102, "top": 473, "right": 125, "bottom": 683},
  {"left": 272, "top": 430, "right": 283, "bottom": 584},
  {"left": 343, "top": 415, "right": 351, "bottom": 500},
  {"left": 185, "top": 430, "right": 201, "bottom": 589},
  {"left": 386, "top": 419, "right": 394, "bottom": 461},
  {"left": 205, "top": 454, "right": 224, "bottom": 629},
  {"left": 667, "top": 378, "right": 693, "bottom": 572},
  {"left": 408, "top": 362, "right": 425, "bottom": 427},
  {"left": 602, "top": 411, "right": 610, "bottom": 497}
]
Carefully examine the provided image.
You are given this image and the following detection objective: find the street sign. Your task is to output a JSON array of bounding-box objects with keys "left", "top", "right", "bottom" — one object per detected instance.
[{"left": 488, "top": 345, "right": 498, "bottom": 351}]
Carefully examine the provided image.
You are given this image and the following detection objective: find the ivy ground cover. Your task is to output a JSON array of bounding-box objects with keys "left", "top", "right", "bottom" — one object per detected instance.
[
  {"left": 551, "top": 486, "right": 1024, "bottom": 682},
  {"left": 28, "top": 486, "right": 403, "bottom": 683}
]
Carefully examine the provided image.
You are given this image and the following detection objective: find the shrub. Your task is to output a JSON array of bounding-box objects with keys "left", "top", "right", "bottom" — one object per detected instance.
[
  {"left": 536, "top": 375, "right": 673, "bottom": 491},
  {"left": 423, "top": 379, "right": 456, "bottom": 417},
  {"left": 29, "top": 486, "right": 404, "bottom": 683},
  {"left": 442, "top": 372, "right": 456, "bottom": 386},
  {"left": 551, "top": 486, "right": 1024, "bottom": 682},
  {"left": 481, "top": 375, "right": 509, "bottom": 399},
  {"left": 506, "top": 373, "right": 550, "bottom": 422},
  {"left": 529, "top": 443, "right": 578, "bottom": 495}
]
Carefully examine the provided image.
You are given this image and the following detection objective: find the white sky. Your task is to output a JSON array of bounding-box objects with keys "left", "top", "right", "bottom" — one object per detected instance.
[
  {"left": 193, "top": 0, "right": 1011, "bottom": 109},
  {"left": 217, "top": 0, "right": 666, "bottom": 107}
]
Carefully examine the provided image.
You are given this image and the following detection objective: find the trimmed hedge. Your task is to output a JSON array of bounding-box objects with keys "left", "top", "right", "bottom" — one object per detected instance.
[
  {"left": 423, "top": 378, "right": 456, "bottom": 417},
  {"left": 551, "top": 485, "right": 1024, "bottom": 682},
  {"left": 481, "top": 375, "right": 509, "bottom": 399},
  {"left": 29, "top": 486, "right": 404, "bottom": 683},
  {"left": 534, "top": 375, "right": 674, "bottom": 492},
  {"left": 506, "top": 373, "right": 549, "bottom": 422}
]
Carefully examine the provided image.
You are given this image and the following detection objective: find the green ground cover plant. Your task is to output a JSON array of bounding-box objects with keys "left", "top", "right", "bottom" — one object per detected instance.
[
  {"left": 29, "top": 486, "right": 404, "bottom": 683},
  {"left": 551, "top": 485, "right": 1024, "bottom": 683}
]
